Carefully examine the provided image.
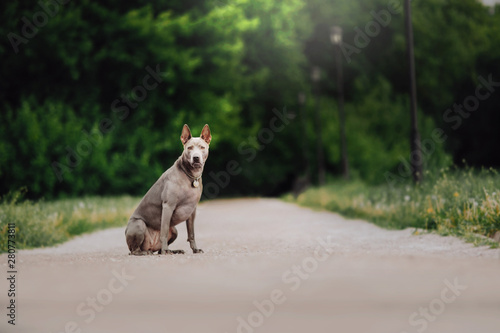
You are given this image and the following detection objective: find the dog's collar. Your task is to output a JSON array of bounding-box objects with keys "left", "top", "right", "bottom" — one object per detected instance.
[
  {"left": 179, "top": 161, "right": 202, "bottom": 188},
  {"left": 185, "top": 174, "right": 201, "bottom": 188}
]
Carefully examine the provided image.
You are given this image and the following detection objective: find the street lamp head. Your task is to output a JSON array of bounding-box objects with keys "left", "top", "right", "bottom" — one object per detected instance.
[
  {"left": 311, "top": 66, "right": 321, "bottom": 82},
  {"left": 330, "top": 26, "right": 342, "bottom": 45}
]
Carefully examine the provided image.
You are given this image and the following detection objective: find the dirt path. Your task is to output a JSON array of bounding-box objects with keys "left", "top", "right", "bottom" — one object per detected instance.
[{"left": 2, "top": 198, "right": 500, "bottom": 333}]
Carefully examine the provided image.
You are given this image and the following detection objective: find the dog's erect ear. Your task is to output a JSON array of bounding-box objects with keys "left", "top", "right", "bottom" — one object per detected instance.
[
  {"left": 200, "top": 124, "right": 211, "bottom": 144},
  {"left": 180, "top": 124, "right": 192, "bottom": 145}
]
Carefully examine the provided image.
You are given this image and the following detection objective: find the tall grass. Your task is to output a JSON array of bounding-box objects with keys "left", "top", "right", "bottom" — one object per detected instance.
[
  {"left": 284, "top": 168, "right": 500, "bottom": 247},
  {"left": 0, "top": 190, "right": 139, "bottom": 252}
]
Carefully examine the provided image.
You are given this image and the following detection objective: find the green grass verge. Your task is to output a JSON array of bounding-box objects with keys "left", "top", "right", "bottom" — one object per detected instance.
[
  {"left": 284, "top": 168, "right": 500, "bottom": 248},
  {"left": 0, "top": 190, "right": 140, "bottom": 252}
]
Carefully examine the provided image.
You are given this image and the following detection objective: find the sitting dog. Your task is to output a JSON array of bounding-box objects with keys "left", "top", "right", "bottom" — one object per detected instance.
[{"left": 125, "top": 124, "right": 211, "bottom": 255}]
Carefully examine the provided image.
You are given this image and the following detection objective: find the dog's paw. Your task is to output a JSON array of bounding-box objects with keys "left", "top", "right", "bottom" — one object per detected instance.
[
  {"left": 193, "top": 248, "right": 204, "bottom": 254},
  {"left": 160, "top": 249, "right": 185, "bottom": 255},
  {"left": 130, "top": 250, "right": 152, "bottom": 256}
]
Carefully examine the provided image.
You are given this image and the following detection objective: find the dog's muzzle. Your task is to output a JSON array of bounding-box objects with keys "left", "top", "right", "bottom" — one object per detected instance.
[{"left": 191, "top": 154, "right": 203, "bottom": 167}]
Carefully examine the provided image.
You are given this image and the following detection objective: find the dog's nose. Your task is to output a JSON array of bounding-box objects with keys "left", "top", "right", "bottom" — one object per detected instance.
[{"left": 193, "top": 156, "right": 200, "bottom": 163}]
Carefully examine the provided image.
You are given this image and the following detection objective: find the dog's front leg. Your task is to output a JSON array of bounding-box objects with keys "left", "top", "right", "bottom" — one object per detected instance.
[
  {"left": 186, "top": 209, "right": 203, "bottom": 254},
  {"left": 160, "top": 201, "right": 175, "bottom": 254}
]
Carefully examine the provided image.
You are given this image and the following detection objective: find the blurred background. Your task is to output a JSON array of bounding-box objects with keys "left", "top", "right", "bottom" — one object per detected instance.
[{"left": 1, "top": 0, "right": 499, "bottom": 200}]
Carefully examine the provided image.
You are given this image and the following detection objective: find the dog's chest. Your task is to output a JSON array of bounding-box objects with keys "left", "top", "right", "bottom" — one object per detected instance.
[{"left": 171, "top": 190, "right": 201, "bottom": 224}]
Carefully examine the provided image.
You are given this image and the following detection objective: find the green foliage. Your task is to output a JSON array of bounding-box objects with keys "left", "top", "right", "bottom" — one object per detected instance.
[
  {"left": 0, "top": 190, "right": 139, "bottom": 252},
  {"left": 286, "top": 168, "right": 500, "bottom": 248},
  {"left": 423, "top": 167, "right": 500, "bottom": 242},
  {"left": 0, "top": 0, "right": 499, "bottom": 199}
]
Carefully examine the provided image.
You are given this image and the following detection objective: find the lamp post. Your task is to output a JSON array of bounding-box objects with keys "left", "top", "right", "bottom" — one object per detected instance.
[
  {"left": 311, "top": 66, "right": 326, "bottom": 185},
  {"left": 298, "top": 92, "right": 311, "bottom": 178},
  {"left": 330, "top": 26, "right": 349, "bottom": 180},
  {"left": 404, "top": 0, "right": 423, "bottom": 183}
]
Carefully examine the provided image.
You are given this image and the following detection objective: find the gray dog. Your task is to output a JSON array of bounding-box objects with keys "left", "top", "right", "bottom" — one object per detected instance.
[{"left": 125, "top": 124, "right": 211, "bottom": 255}]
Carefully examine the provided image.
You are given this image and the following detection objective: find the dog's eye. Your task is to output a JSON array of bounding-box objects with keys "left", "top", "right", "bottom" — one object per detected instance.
[
  {"left": 200, "top": 146, "right": 206, "bottom": 150},
  {"left": 187, "top": 146, "right": 194, "bottom": 150}
]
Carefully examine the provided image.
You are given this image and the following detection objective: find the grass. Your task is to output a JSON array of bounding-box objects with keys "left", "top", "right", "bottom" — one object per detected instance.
[
  {"left": 0, "top": 190, "right": 140, "bottom": 252},
  {"left": 284, "top": 167, "right": 500, "bottom": 248}
]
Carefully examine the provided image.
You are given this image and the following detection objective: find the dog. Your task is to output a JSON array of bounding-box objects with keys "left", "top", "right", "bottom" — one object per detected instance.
[{"left": 125, "top": 124, "right": 211, "bottom": 255}]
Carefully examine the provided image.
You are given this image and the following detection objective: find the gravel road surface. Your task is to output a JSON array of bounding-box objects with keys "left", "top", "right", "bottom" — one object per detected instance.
[{"left": 2, "top": 198, "right": 499, "bottom": 333}]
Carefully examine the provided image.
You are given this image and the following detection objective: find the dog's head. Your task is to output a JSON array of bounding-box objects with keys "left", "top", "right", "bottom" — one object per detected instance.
[{"left": 180, "top": 124, "right": 211, "bottom": 169}]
